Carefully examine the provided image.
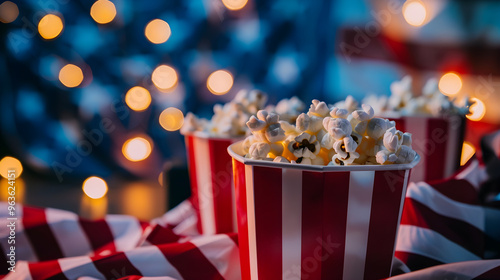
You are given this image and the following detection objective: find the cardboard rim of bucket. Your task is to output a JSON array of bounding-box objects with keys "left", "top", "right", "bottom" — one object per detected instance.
[
  {"left": 228, "top": 140, "right": 420, "bottom": 172},
  {"left": 182, "top": 130, "right": 246, "bottom": 141}
]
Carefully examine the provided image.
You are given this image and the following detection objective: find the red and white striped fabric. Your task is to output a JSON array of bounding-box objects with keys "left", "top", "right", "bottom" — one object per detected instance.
[
  {"left": 388, "top": 115, "right": 466, "bottom": 183},
  {"left": 231, "top": 154, "right": 415, "bottom": 280},
  {"left": 185, "top": 134, "right": 239, "bottom": 235}
]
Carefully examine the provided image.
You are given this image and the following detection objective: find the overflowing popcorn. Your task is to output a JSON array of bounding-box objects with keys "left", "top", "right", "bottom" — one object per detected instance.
[
  {"left": 362, "top": 75, "right": 472, "bottom": 116},
  {"left": 181, "top": 89, "right": 268, "bottom": 137},
  {"left": 265, "top": 96, "right": 306, "bottom": 123},
  {"left": 242, "top": 99, "right": 417, "bottom": 166}
]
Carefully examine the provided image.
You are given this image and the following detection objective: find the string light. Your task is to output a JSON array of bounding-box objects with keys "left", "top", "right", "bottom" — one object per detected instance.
[
  {"left": 0, "top": 157, "right": 23, "bottom": 179},
  {"left": 38, "top": 14, "right": 64, "bottom": 40},
  {"left": 152, "top": 65, "right": 178, "bottom": 91},
  {"left": 222, "top": 0, "right": 248, "bottom": 11},
  {"left": 145, "top": 19, "right": 171, "bottom": 44},
  {"left": 122, "top": 137, "right": 153, "bottom": 162},
  {"left": 125, "top": 86, "right": 151, "bottom": 111},
  {"left": 82, "top": 176, "right": 108, "bottom": 199},
  {"left": 467, "top": 97, "right": 486, "bottom": 122},
  {"left": 0, "top": 1, "right": 19, "bottom": 23},
  {"left": 59, "top": 64, "right": 84, "bottom": 88},
  {"left": 159, "top": 107, "right": 184, "bottom": 131},
  {"left": 460, "top": 142, "right": 475, "bottom": 166},
  {"left": 90, "top": 0, "right": 116, "bottom": 24},
  {"left": 438, "top": 72, "right": 462, "bottom": 96},
  {"left": 207, "top": 70, "right": 233, "bottom": 95},
  {"left": 403, "top": 0, "right": 427, "bottom": 27}
]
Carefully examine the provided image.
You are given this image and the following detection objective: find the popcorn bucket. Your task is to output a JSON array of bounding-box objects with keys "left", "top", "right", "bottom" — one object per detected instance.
[
  {"left": 384, "top": 114, "right": 466, "bottom": 183},
  {"left": 228, "top": 141, "right": 419, "bottom": 280},
  {"left": 184, "top": 133, "right": 241, "bottom": 234}
]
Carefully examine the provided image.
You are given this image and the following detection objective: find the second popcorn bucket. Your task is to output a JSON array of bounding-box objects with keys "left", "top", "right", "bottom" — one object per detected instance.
[{"left": 229, "top": 142, "right": 420, "bottom": 280}]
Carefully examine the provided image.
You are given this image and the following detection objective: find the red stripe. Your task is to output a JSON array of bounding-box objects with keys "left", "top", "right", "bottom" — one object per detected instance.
[
  {"left": 233, "top": 159, "right": 251, "bottom": 280},
  {"left": 79, "top": 218, "right": 117, "bottom": 256},
  {"left": 426, "top": 118, "right": 449, "bottom": 182},
  {"left": 300, "top": 171, "right": 324, "bottom": 280},
  {"left": 145, "top": 225, "right": 181, "bottom": 245},
  {"left": 321, "top": 171, "right": 350, "bottom": 280},
  {"left": 22, "top": 207, "right": 64, "bottom": 261},
  {"left": 186, "top": 135, "right": 202, "bottom": 234},
  {"left": 473, "top": 265, "right": 500, "bottom": 280},
  {"left": 364, "top": 170, "right": 407, "bottom": 280},
  {"left": 400, "top": 198, "right": 484, "bottom": 257},
  {"left": 429, "top": 178, "right": 479, "bottom": 205},
  {"left": 28, "top": 260, "right": 67, "bottom": 280},
  {"left": 394, "top": 251, "right": 443, "bottom": 271},
  {"left": 208, "top": 139, "right": 235, "bottom": 233},
  {"left": 253, "top": 166, "right": 282, "bottom": 280},
  {"left": 92, "top": 252, "right": 142, "bottom": 279},
  {"left": 392, "top": 117, "right": 406, "bottom": 133},
  {"left": 0, "top": 244, "right": 8, "bottom": 276},
  {"left": 158, "top": 242, "right": 224, "bottom": 280}
]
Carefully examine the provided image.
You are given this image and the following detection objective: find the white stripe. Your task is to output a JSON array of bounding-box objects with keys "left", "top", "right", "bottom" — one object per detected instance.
[
  {"left": 105, "top": 215, "right": 143, "bottom": 251},
  {"left": 406, "top": 182, "right": 484, "bottom": 230},
  {"left": 389, "top": 259, "right": 500, "bottom": 279},
  {"left": 390, "top": 170, "right": 410, "bottom": 276},
  {"left": 343, "top": 171, "right": 375, "bottom": 280},
  {"left": 3, "top": 260, "right": 32, "bottom": 280},
  {"left": 406, "top": 117, "right": 427, "bottom": 182},
  {"left": 124, "top": 246, "right": 183, "bottom": 279},
  {"left": 190, "top": 234, "right": 241, "bottom": 279},
  {"left": 45, "top": 208, "right": 94, "bottom": 257},
  {"left": 59, "top": 256, "right": 105, "bottom": 279},
  {"left": 444, "top": 118, "right": 459, "bottom": 177},
  {"left": 245, "top": 165, "right": 258, "bottom": 280},
  {"left": 281, "top": 168, "right": 303, "bottom": 278},
  {"left": 0, "top": 206, "right": 38, "bottom": 262},
  {"left": 455, "top": 160, "right": 489, "bottom": 189},
  {"left": 193, "top": 137, "right": 216, "bottom": 235},
  {"left": 396, "top": 225, "right": 481, "bottom": 263}
]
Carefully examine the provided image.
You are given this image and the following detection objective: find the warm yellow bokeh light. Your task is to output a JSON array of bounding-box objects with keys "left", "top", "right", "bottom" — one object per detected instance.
[
  {"left": 152, "top": 65, "right": 178, "bottom": 91},
  {"left": 125, "top": 86, "right": 151, "bottom": 111},
  {"left": 438, "top": 72, "right": 462, "bottom": 96},
  {"left": 0, "top": 157, "right": 23, "bottom": 179},
  {"left": 460, "top": 141, "right": 475, "bottom": 166},
  {"left": 83, "top": 176, "right": 108, "bottom": 199},
  {"left": 159, "top": 107, "right": 184, "bottom": 131},
  {"left": 145, "top": 19, "right": 171, "bottom": 44},
  {"left": 38, "top": 14, "right": 64, "bottom": 40},
  {"left": 0, "top": 1, "right": 19, "bottom": 23},
  {"left": 222, "top": 0, "right": 248, "bottom": 11},
  {"left": 122, "top": 137, "right": 153, "bottom": 162},
  {"left": 90, "top": 0, "right": 116, "bottom": 24},
  {"left": 59, "top": 64, "right": 84, "bottom": 88},
  {"left": 467, "top": 97, "right": 486, "bottom": 122},
  {"left": 403, "top": 0, "right": 427, "bottom": 27},
  {"left": 207, "top": 70, "right": 234, "bottom": 95}
]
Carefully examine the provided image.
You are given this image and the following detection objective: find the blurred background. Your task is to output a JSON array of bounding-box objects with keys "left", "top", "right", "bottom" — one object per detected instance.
[{"left": 0, "top": 0, "right": 499, "bottom": 219}]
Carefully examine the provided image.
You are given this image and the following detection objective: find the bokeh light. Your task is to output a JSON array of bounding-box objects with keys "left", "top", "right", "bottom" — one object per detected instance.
[
  {"left": 82, "top": 176, "right": 108, "bottom": 199},
  {"left": 38, "top": 14, "right": 64, "bottom": 40},
  {"left": 159, "top": 107, "right": 184, "bottom": 131},
  {"left": 0, "top": 1, "right": 19, "bottom": 23},
  {"left": 222, "top": 0, "right": 248, "bottom": 11},
  {"left": 438, "top": 72, "right": 462, "bottom": 96},
  {"left": 152, "top": 65, "right": 178, "bottom": 91},
  {"left": 59, "top": 64, "right": 84, "bottom": 88},
  {"left": 467, "top": 97, "right": 486, "bottom": 121},
  {"left": 0, "top": 157, "right": 23, "bottom": 179},
  {"left": 460, "top": 141, "right": 475, "bottom": 166},
  {"left": 125, "top": 86, "right": 151, "bottom": 111},
  {"left": 403, "top": 0, "right": 427, "bottom": 27},
  {"left": 207, "top": 70, "right": 234, "bottom": 95},
  {"left": 90, "top": 0, "right": 116, "bottom": 24},
  {"left": 122, "top": 137, "right": 153, "bottom": 162},
  {"left": 145, "top": 19, "right": 171, "bottom": 44}
]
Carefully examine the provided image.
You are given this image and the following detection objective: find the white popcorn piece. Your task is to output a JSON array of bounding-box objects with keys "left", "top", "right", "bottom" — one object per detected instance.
[
  {"left": 330, "top": 107, "right": 349, "bottom": 119},
  {"left": 273, "top": 156, "right": 290, "bottom": 163},
  {"left": 249, "top": 142, "right": 271, "bottom": 159},
  {"left": 402, "top": 132, "right": 412, "bottom": 147},
  {"left": 280, "top": 120, "right": 300, "bottom": 136},
  {"left": 325, "top": 118, "right": 353, "bottom": 140},
  {"left": 296, "top": 113, "right": 310, "bottom": 132},
  {"left": 266, "top": 122, "right": 286, "bottom": 143},
  {"left": 320, "top": 133, "right": 335, "bottom": 149},
  {"left": 331, "top": 151, "right": 360, "bottom": 165},
  {"left": 287, "top": 133, "right": 320, "bottom": 159},
  {"left": 383, "top": 127, "right": 401, "bottom": 153},
  {"left": 352, "top": 104, "right": 375, "bottom": 122},
  {"left": 375, "top": 148, "right": 398, "bottom": 165},
  {"left": 366, "top": 118, "right": 388, "bottom": 140},
  {"left": 246, "top": 115, "right": 266, "bottom": 132},
  {"left": 309, "top": 99, "right": 330, "bottom": 117},
  {"left": 242, "top": 135, "right": 256, "bottom": 154},
  {"left": 395, "top": 145, "right": 417, "bottom": 164},
  {"left": 333, "top": 95, "right": 358, "bottom": 113}
]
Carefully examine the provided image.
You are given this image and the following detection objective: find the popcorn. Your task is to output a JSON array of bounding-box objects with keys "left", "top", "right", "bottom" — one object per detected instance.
[
  {"left": 242, "top": 99, "right": 417, "bottom": 166},
  {"left": 266, "top": 96, "right": 306, "bottom": 123},
  {"left": 333, "top": 95, "right": 358, "bottom": 113}
]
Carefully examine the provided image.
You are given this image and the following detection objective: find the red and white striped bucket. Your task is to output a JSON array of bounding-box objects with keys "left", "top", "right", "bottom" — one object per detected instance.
[
  {"left": 184, "top": 133, "right": 240, "bottom": 235},
  {"left": 228, "top": 141, "right": 420, "bottom": 280},
  {"left": 384, "top": 114, "right": 466, "bottom": 183}
]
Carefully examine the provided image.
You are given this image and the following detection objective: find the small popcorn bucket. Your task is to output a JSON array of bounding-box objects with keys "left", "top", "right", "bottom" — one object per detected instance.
[
  {"left": 383, "top": 114, "right": 466, "bottom": 183},
  {"left": 228, "top": 141, "right": 419, "bottom": 280},
  {"left": 184, "top": 132, "right": 241, "bottom": 234}
]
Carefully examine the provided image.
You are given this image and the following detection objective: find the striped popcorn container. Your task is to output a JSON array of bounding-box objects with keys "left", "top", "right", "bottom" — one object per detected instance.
[
  {"left": 228, "top": 141, "right": 420, "bottom": 280},
  {"left": 384, "top": 114, "right": 466, "bottom": 183},
  {"left": 184, "top": 132, "right": 240, "bottom": 235}
]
